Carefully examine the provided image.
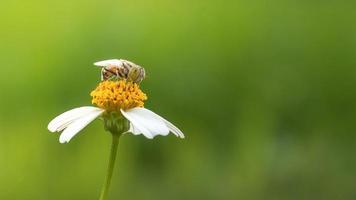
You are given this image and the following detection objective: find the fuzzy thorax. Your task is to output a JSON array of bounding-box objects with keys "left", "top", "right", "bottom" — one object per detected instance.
[{"left": 90, "top": 80, "right": 147, "bottom": 111}]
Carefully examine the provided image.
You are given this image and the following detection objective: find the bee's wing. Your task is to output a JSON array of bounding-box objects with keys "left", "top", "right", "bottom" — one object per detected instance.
[
  {"left": 94, "top": 59, "right": 122, "bottom": 67},
  {"left": 121, "top": 59, "right": 140, "bottom": 67}
]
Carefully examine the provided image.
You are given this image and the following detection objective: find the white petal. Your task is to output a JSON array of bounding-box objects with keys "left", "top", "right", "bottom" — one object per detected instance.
[
  {"left": 48, "top": 106, "right": 103, "bottom": 132},
  {"left": 127, "top": 123, "right": 141, "bottom": 135},
  {"left": 121, "top": 108, "right": 170, "bottom": 139},
  {"left": 59, "top": 109, "right": 104, "bottom": 143},
  {"left": 138, "top": 108, "right": 185, "bottom": 138},
  {"left": 94, "top": 59, "right": 122, "bottom": 67},
  {"left": 160, "top": 117, "right": 185, "bottom": 138},
  {"left": 120, "top": 110, "right": 155, "bottom": 139}
]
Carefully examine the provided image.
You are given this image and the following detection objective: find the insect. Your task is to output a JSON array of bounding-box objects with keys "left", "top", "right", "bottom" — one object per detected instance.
[{"left": 94, "top": 59, "right": 146, "bottom": 83}]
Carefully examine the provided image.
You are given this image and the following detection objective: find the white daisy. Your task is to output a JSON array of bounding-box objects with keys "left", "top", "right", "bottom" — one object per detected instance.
[
  {"left": 48, "top": 59, "right": 184, "bottom": 200},
  {"left": 48, "top": 80, "right": 184, "bottom": 143}
]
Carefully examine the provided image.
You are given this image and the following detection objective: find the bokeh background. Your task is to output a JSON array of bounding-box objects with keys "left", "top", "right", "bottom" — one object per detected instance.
[{"left": 1, "top": 0, "right": 356, "bottom": 199}]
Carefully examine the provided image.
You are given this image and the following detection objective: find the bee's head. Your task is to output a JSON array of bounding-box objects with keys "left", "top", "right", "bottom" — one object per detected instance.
[{"left": 128, "top": 66, "right": 145, "bottom": 83}]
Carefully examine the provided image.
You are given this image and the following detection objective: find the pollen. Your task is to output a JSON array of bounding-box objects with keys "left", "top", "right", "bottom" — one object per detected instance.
[{"left": 90, "top": 80, "right": 147, "bottom": 111}]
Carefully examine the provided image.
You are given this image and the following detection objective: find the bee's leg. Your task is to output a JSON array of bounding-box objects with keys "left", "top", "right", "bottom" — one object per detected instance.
[
  {"left": 108, "top": 76, "right": 117, "bottom": 81},
  {"left": 100, "top": 68, "right": 105, "bottom": 81}
]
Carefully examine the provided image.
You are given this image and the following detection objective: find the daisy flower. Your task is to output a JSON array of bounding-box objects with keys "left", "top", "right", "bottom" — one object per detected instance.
[
  {"left": 48, "top": 67, "right": 184, "bottom": 143},
  {"left": 47, "top": 59, "right": 184, "bottom": 200}
]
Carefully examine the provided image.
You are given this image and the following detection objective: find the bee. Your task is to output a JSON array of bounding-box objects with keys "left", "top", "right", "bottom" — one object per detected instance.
[{"left": 94, "top": 59, "right": 146, "bottom": 83}]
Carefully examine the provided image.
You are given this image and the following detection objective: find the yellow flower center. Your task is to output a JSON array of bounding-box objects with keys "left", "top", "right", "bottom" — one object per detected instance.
[{"left": 90, "top": 80, "right": 147, "bottom": 111}]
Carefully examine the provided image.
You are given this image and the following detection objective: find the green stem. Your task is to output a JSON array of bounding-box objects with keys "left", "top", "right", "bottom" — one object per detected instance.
[{"left": 99, "top": 133, "right": 121, "bottom": 200}]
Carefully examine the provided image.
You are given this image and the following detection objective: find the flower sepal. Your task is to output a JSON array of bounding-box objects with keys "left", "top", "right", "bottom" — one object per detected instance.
[{"left": 102, "top": 112, "right": 130, "bottom": 135}]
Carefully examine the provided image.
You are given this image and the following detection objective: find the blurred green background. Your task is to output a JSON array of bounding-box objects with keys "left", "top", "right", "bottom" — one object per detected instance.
[{"left": 1, "top": 0, "right": 356, "bottom": 199}]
